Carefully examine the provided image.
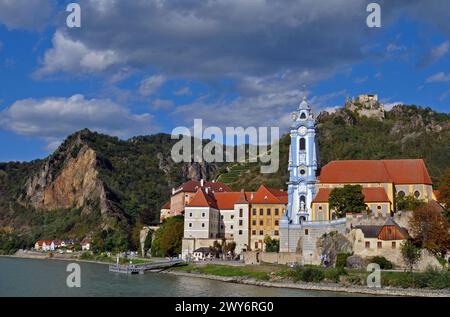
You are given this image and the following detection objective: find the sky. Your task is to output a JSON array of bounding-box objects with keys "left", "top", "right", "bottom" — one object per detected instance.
[{"left": 0, "top": 0, "right": 449, "bottom": 162}]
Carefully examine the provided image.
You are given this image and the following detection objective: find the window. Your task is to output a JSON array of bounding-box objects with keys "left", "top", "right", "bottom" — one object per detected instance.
[
  {"left": 318, "top": 206, "right": 322, "bottom": 210},
  {"left": 392, "top": 242, "right": 396, "bottom": 249},
  {"left": 414, "top": 190, "right": 420, "bottom": 198},
  {"left": 239, "top": 209, "right": 243, "bottom": 217},
  {"left": 275, "top": 208, "right": 279, "bottom": 216},
  {"left": 252, "top": 230, "right": 256, "bottom": 235},
  {"left": 377, "top": 241, "right": 382, "bottom": 249},
  {"left": 398, "top": 191, "right": 405, "bottom": 198},
  {"left": 239, "top": 220, "right": 243, "bottom": 226},
  {"left": 252, "top": 208, "right": 256, "bottom": 216},
  {"left": 239, "top": 230, "right": 243, "bottom": 235},
  {"left": 252, "top": 220, "right": 256, "bottom": 226},
  {"left": 189, "top": 223, "right": 192, "bottom": 228},
  {"left": 255, "top": 242, "right": 258, "bottom": 249},
  {"left": 259, "top": 230, "right": 264, "bottom": 235},
  {"left": 305, "top": 229, "right": 309, "bottom": 235},
  {"left": 300, "top": 169, "right": 306, "bottom": 175},
  {"left": 365, "top": 241, "right": 370, "bottom": 248},
  {"left": 189, "top": 213, "right": 193, "bottom": 217},
  {"left": 221, "top": 215, "right": 224, "bottom": 219},
  {"left": 267, "top": 208, "right": 271, "bottom": 215},
  {"left": 202, "top": 223, "right": 205, "bottom": 228},
  {"left": 220, "top": 225, "right": 224, "bottom": 230},
  {"left": 377, "top": 205, "right": 381, "bottom": 210},
  {"left": 259, "top": 220, "right": 263, "bottom": 226},
  {"left": 274, "top": 230, "right": 279, "bottom": 236},
  {"left": 259, "top": 209, "right": 264, "bottom": 216},
  {"left": 202, "top": 212, "right": 205, "bottom": 218},
  {"left": 275, "top": 220, "right": 279, "bottom": 226},
  {"left": 300, "top": 112, "right": 306, "bottom": 119},
  {"left": 231, "top": 215, "right": 234, "bottom": 219},
  {"left": 300, "top": 138, "right": 306, "bottom": 150},
  {"left": 230, "top": 225, "right": 234, "bottom": 230}
]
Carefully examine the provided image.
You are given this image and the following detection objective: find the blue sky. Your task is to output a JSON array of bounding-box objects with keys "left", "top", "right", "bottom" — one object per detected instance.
[{"left": 0, "top": 0, "right": 449, "bottom": 162}]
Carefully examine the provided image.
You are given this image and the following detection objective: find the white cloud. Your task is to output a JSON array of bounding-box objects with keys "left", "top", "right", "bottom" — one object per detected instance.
[
  {"left": 418, "top": 41, "right": 450, "bottom": 67},
  {"left": 0, "top": 95, "right": 156, "bottom": 147},
  {"left": 139, "top": 75, "right": 166, "bottom": 96},
  {"left": 0, "top": 0, "right": 55, "bottom": 30},
  {"left": 152, "top": 99, "right": 174, "bottom": 110},
  {"left": 34, "top": 31, "right": 121, "bottom": 78},
  {"left": 426, "top": 72, "right": 450, "bottom": 83},
  {"left": 384, "top": 101, "right": 403, "bottom": 111},
  {"left": 174, "top": 86, "right": 192, "bottom": 96}
]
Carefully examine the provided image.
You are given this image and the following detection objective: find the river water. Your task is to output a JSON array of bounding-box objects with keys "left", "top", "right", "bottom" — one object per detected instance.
[{"left": 0, "top": 257, "right": 355, "bottom": 297}]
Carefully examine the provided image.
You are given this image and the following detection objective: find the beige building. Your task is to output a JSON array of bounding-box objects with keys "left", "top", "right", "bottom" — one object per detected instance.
[
  {"left": 249, "top": 185, "right": 288, "bottom": 251},
  {"left": 348, "top": 218, "right": 409, "bottom": 264},
  {"left": 312, "top": 159, "right": 436, "bottom": 220},
  {"left": 160, "top": 179, "right": 231, "bottom": 222}
]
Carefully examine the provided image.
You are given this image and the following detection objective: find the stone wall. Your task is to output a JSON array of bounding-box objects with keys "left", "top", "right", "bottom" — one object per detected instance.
[
  {"left": 280, "top": 219, "right": 346, "bottom": 265},
  {"left": 243, "top": 251, "right": 300, "bottom": 265},
  {"left": 345, "top": 211, "right": 413, "bottom": 231}
]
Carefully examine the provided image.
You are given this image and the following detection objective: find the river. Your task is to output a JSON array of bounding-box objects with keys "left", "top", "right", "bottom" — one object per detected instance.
[{"left": 0, "top": 257, "right": 356, "bottom": 297}]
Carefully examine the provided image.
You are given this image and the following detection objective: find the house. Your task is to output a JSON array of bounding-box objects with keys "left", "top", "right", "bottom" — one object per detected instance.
[
  {"left": 160, "top": 179, "right": 231, "bottom": 222},
  {"left": 349, "top": 218, "right": 409, "bottom": 264},
  {"left": 42, "top": 240, "right": 55, "bottom": 251},
  {"left": 249, "top": 185, "right": 288, "bottom": 251},
  {"left": 192, "top": 247, "right": 215, "bottom": 261},
  {"left": 81, "top": 239, "right": 91, "bottom": 251}
]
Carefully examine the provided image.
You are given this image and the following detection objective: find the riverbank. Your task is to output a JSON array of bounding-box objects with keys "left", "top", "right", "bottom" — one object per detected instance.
[
  {"left": 0, "top": 253, "right": 111, "bottom": 266},
  {"left": 165, "top": 264, "right": 450, "bottom": 297}
]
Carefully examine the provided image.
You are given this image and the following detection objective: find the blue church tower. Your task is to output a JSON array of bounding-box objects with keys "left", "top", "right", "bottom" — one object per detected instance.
[{"left": 284, "top": 97, "right": 318, "bottom": 224}]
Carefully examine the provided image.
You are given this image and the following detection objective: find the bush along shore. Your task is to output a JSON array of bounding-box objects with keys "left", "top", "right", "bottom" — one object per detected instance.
[{"left": 168, "top": 263, "right": 450, "bottom": 297}]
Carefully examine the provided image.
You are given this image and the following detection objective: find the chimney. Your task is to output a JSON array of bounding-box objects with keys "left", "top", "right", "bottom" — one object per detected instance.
[
  {"left": 172, "top": 188, "right": 175, "bottom": 195},
  {"left": 200, "top": 179, "right": 204, "bottom": 187},
  {"left": 205, "top": 187, "right": 209, "bottom": 194},
  {"left": 251, "top": 193, "right": 254, "bottom": 201}
]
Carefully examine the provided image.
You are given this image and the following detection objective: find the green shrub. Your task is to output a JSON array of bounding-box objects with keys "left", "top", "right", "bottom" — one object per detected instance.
[
  {"left": 370, "top": 256, "right": 393, "bottom": 269},
  {"left": 324, "top": 267, "right": 348, "bottom": 283},
  {"left": 336, "top": 253, "right": 352, "bottom": 268},
  {"left": 291, "top": 266, "right": 325, "bottom": 283}
]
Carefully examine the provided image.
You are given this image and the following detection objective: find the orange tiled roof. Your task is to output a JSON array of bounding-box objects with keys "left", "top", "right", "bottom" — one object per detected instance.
[
  {"left": 186, "top": 188, "right": 218, "bottom": 208},
  {"left": 161, "top": 200, "right": 171, "bottom": 209},
  {"left": 251, "top": 185, "right": 288, "bottom": 204},
  {"left": 175, "top": 180, "right": 231, "bottom": 193},
  {"left": 312, "top": 187, "right": 390, "bottom": 203},
  {"left": 319, "top": 159, "right": 432, "bottom": 185}
]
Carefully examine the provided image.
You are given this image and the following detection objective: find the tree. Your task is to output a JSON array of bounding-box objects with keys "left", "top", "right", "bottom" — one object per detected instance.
[
  {"left": 264, "top": 236, "right": 279, "bottom": 252},
  {"left": 401, "top": 240, "right": 421, "bottom": 272},
  {"left": 328, "top": 185, "right": 366, "bottom": 218},
  {"left": 143, "top": 231, "right": 152, "bottom": 257},
  {"left": 437, "top": 169, "right": 450, "bottom": 207},
  {"left": 409, "top": 202, "right": 450, "bottom": 257},
  {"left": 151, "top": 216, "right": 184, "bottom": 257},
  {"left": 396, "top": 194, "right": 423, "bottom": 211}
]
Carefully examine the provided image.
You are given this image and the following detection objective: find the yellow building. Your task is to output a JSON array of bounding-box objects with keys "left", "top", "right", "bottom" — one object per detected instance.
[
  {"left": 311, "top": 159, "right": 435, "bottom": 220},
  {"left": 249, "top": 185, "right": 288, "bottom": 250}
]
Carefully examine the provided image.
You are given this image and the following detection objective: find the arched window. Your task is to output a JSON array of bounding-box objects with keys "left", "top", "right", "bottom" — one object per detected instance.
[
  {"left": 398, "top": 190, "right": 405, "bottom": 198},
  {"left": 299, "top": 138, "right": 306, "bottom": 150},
  {"left": 300, "top": 112, "right": 306, "bottom": 119},
  {"left": 414, "top": 190, "right": 420, "bottom": 198}
]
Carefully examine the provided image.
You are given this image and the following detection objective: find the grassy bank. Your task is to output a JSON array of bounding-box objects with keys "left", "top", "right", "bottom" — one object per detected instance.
[{"left": 173, "top": 263, "right": 450, "bottom": 290}]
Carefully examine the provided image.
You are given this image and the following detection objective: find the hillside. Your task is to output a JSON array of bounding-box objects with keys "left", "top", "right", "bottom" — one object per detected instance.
[
  {"left": 216, "top": 104, "right": 450, "bottom": 190},
  {"left": 0, "top": 130, "right": 222, "bottom": 252},
  {"left": 0, "top": 104, "right": 448, "bottom": 253}
]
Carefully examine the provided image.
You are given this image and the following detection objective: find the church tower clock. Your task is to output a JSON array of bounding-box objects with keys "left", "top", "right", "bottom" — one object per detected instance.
[{"left": 285, "top": 97, "right": 318, "bottom": 224}]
